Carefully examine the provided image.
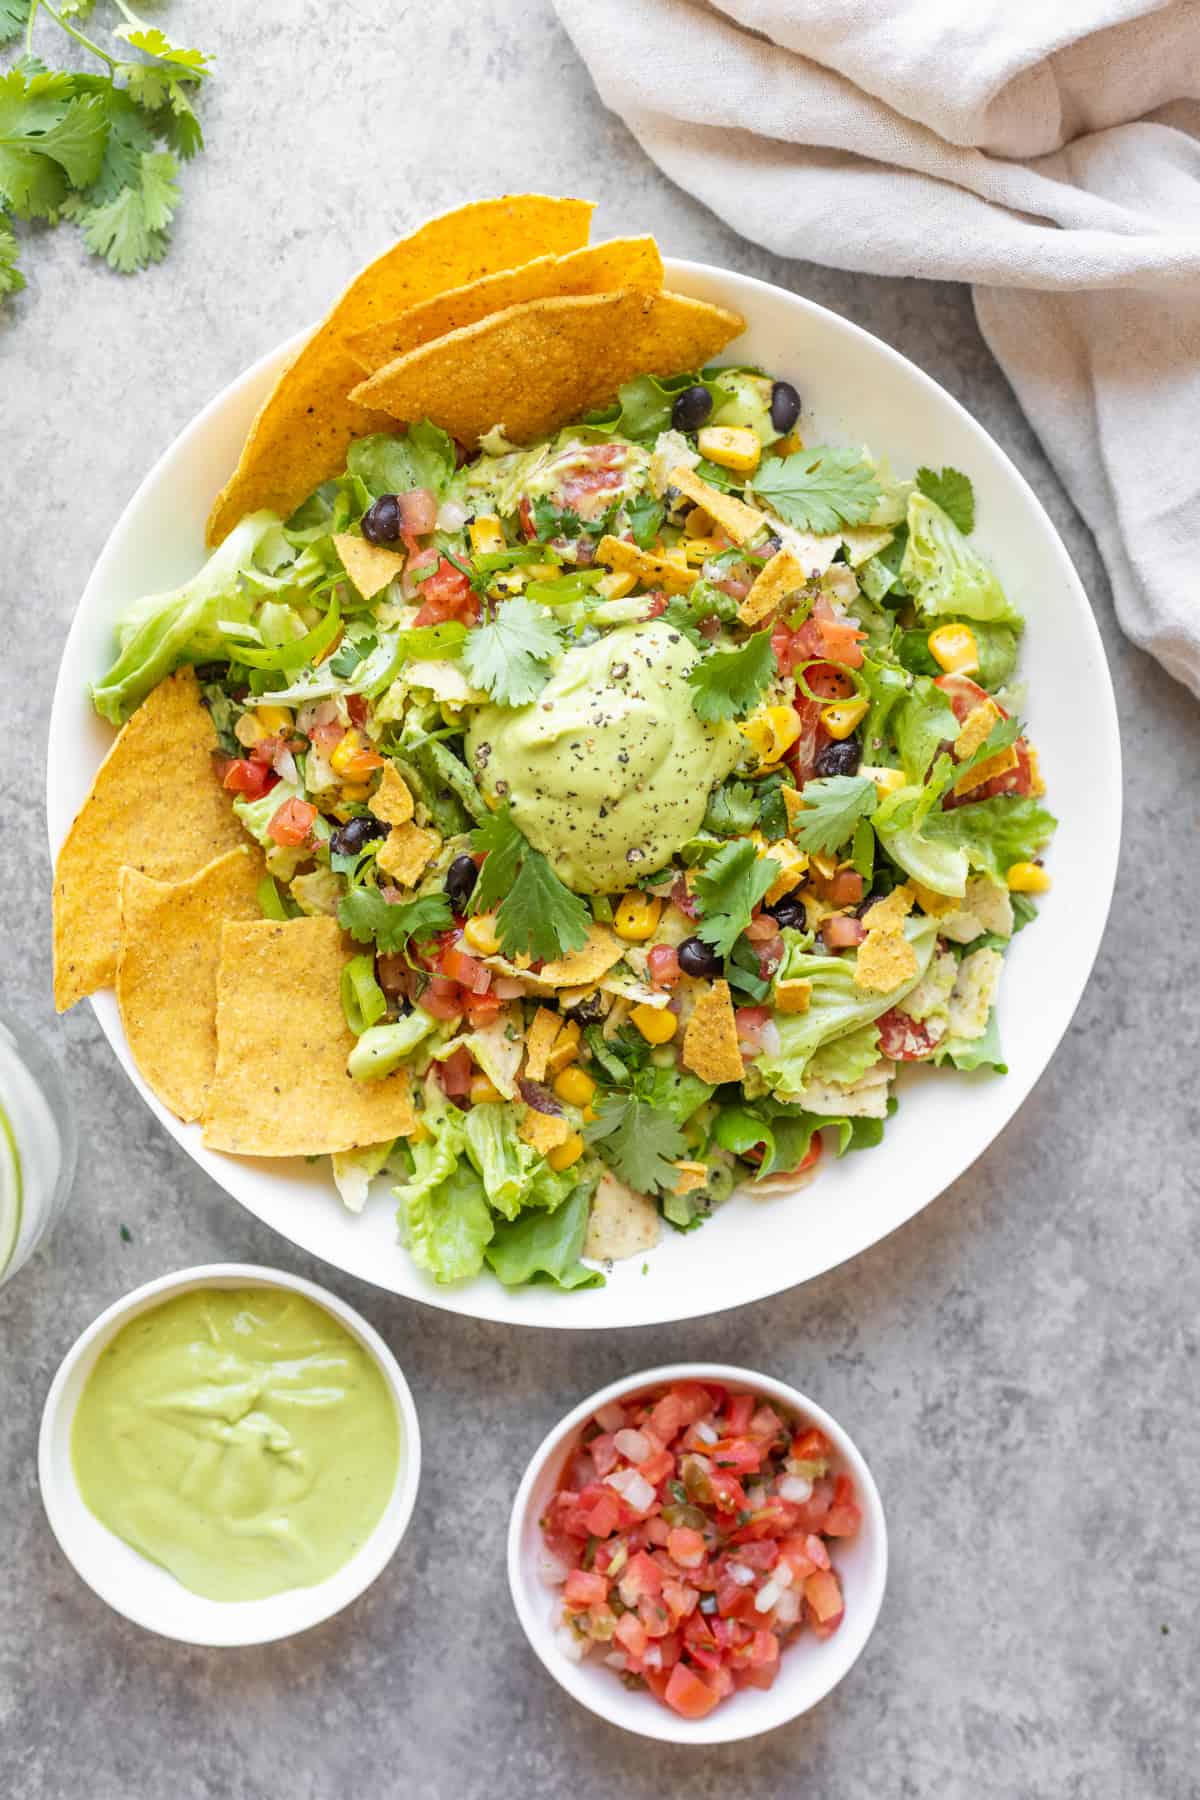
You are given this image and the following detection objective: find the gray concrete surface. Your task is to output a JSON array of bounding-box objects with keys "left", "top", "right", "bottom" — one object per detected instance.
[{"left": 2, "top": 4, "right": 1197, "bottom": 1796}]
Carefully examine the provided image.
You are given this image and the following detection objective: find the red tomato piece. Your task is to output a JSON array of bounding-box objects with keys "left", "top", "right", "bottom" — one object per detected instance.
[
  {"left": 218, "top": 757, "right": 277, "bottom": 798},
  {"left": 822, "top": 915, "right": 867, "bottom": 950},
  {"left": 664, "top": 1663, "right": 721, "bottom": 1720},
  {"left": 804, "top": 1568, "right": 844, "bottom": 1627},
  {"left": 826, "top": 870, "right": 864, "bottom": 907},
  {"left": 792, "top": 1428, "right": 832, "bottom": 1463},
  {"left": 437, "top": 1044, "right": 474, "bottom": 1097},
  {"left": 708, "top": 1438, "right": 762, "bottom": 1477},
  {"left": 823, "top": 1474, "right": 862, "bottom": 1538},
  {"left": 439, "top": 944, "right": 491, "bottom": 995},
  {"left": 876, "top": 1006, "right": 939, "bottom": 1061},
  {"left": 614, "top": 1611, "right": 648, "bottom": 1658},
  {"left": 647, "top": 944, "right": 680, "bottom": 987},
  {"left": 563, "top": 1569, "right": 608, "bottom": 1611},
  {"left": 724, "top": 1393, "right": 755, "bottom": 1436},
  {"left": 419, "top": 977, "right": 465, "bottom": 1021},
  {"left": 267, "top": 796, "right": 316, "bottom": 846},
  {"left": 413, "top": 557, "right": 478, "bottom": 627}
]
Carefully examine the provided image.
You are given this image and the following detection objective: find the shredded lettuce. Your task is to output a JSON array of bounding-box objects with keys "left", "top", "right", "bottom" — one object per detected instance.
[
  {"left": 900, "top": 493, "right": 1023, "bottom": 629},
  {"left": 331, "top": 1141, "right": 394, "bottom": 1214},
  {"left": 393, "top": 1081, "right": 493, "bottom": 1283}
]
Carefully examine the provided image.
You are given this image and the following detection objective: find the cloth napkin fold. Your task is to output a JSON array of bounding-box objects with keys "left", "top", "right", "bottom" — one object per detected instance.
[{"left": 553, "top": 0, "right": 1200, "bottom": 697}]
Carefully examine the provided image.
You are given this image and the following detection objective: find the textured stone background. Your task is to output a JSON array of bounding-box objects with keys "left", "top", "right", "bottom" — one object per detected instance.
[{"left": 2, "top": 4, "right": 1197, "bottom": 1796}]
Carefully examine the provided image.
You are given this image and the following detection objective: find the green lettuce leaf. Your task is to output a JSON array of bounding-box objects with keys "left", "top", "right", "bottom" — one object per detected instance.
[
  {"left": 805, "top": 1022, "right": 881, "bottom": 1085},
  {"left": 484, "top": 1183, "right": 604, "bottom": 1289},
  {"left": 347, "top": 421, "right": 456, "bottom": 498},
  {"left": 462, "top": 1103, "right": 542, "bottom": 1222},
  {"left": 900, "top": 493, "right": 1022, "bottom": 629},
  {"left": 933, "top": 1006, "right": 1007, "bottom": 1072},
  {"left": 393, "top": 1083, "right": 493, "bottom": 1283}
]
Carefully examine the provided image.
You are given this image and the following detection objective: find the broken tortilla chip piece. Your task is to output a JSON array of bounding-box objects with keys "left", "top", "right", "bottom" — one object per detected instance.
[
  {"left": 674, "top": 1161, "right": 709, "bottom": 1195},
  {"left": 862, "top": 884, "right": 914, "bottom": 931},
  {"left": 203, "top": 918, "right": 417, "bottom": 1154},
  {"left": 346, "top": 236, "right": 664, "bottom": 373},
  {"left": 519, "top": 1106, "right": 571, "bottom": 1156},
  {"left": 376, "top": 821, "right": 441, "bottom": 887},
  {"left": 738, "top": 548, "right": 807, "bottom": 626},
  {"left": 584, "top": 1170, "right": 660, "bottom": 1262},
  {"left": 953, "top": 743, "right": 1019, "bottom": 797},
  {"left": 682, "top": 978, "right": 744, "bottom": 1085},
  {"left": 595, "top": 534, "right": 694, "bottom": 597},
  {"left": 332, "top": 532, "right": 406, "bottom": 600},
  {"left": 854, "top": 928, "right": 918, "bottom": 994},
  {"left": 205, "top": 195, "right": 594, "bottom": 544},
  {"left": 953, "top": 699, "right": 1002, "bottom": 761},
  {"left": 116, "top": 846, "right": 265, "bottom": 1123},
  {"left": 531, "top": 926, "right": 625, "bottom": 989},
  {"left": 349, "top": 289, "right": 745, "bottom": 449},
  {"left": 53, "top": 669, "right": 248, "bottom": 1011},
  {"left": 773, "top": 978, "right": 812, "bottom": 1014},
  {"left": 669, "top": 463, "right": 767, "bottom": 545},
  {"left": 523, "top": 1007, "right": 561, "bottom": 1083},
  {"left": 369, "top": 763, "right": 414, "bottom": 827}
]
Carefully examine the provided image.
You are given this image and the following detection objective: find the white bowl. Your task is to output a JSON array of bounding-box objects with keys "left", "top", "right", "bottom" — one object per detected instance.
[
  {"left": 38, "top": 1263, "right": 421, "bottom": 1645},
  {"left": 507, "top": 1363, "right": 887, "bottom": 1743},
  {"left": 46, "top": 255, "right": 1121, "bottom": 1327}
]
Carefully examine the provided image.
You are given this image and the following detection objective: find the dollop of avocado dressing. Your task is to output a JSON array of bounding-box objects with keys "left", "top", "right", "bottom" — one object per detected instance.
[
  {"left": 71, "top": 1288, "right": 399, "bottom": 1603},
  {"left": 466, "top": 620, "right": 741, "bottom": 892}
]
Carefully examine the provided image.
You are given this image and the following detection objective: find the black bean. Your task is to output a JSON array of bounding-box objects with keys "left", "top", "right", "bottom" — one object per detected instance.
[
  {"left": 361, "top": 494, "right": 402, "bottom": 544},
  {"left": 678, "top": 936, "right": 722, "bottom": 979},
  {"left": 767, "top": 893, "right": 807, "bottom": 932},
  {"left": 770, "top": 380, "right": 802, "bottom": 434},
  {"left": 564, "top": 991, "right": 605, "bottom": 1024},
  {"left": 444, "top": 853, "right": 478, "bottom": 913},
  {"left": 671, "top": 385, "right": 714, "bottom": 433},
  {"left": 329, "top": 815, "right": 387, "bottom": 858},
  {"left": 814, "top": 738, "right": 861, "bottom": 777}
]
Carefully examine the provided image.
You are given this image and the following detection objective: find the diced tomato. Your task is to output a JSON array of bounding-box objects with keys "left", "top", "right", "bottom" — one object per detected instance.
[
  {"left": 726, "top": 1539, "right": 779, "bottom": 1572},
  {"left": 618, "top": 1550, "right": 663, "bottom": 1605},
  {"left": 728, "top": 1498, "right": 800, "bottom": 1543},
  {"left": 399, "top": 487, "right": 438, "bottom": 535},
  {"left": 813, "top": 612, "right": 866, "bottom": 668},
  {"left": 465, "top": 991, "right": 502, "bottom": 1028},
  {"left": 267, "top": 796, "right": 316, "bottom": 846},
  {"left": 877, "top": 1006, "right": 939, "bottom": 1061},
  {"left": 804, "top": 1568, "right": 844, "bottom": 1628},
  {"left": 439, "top": 943, "right": 491, "bottom": 995},
  {"left": 412, "top": 557, "right": 478, "bottom": 627},
  {"left": 714, "top": 1573, "right": 759, "bottom": 1623},
  {"left": 563, "top": 1569, "right": 608, "bottom": 1611},
  {"left": 419, "top": 976, "right": 465, "bottom": 1021},
  {"left": 935, "top": 671, "right": 1003, "bottom": 723},
  {"left": 708, "top": 1438, "right": 762, "bottom": 1477},
  {"left": 638, "top": 1446, "right": 676, "bottom": 1487},
  {"left": 664, "top": 1663, "right": 721, "bottom": 1720},
  {"left": 707, "top": 1470, "right": 747, "bottom": 1514},
  {"left": 643, "top": 591, "right": 669, "bottom": 619},
  {"left": 437, "top": 1044, "right": 474, "bottom": 1097},
  {"left": 560, "top": 451, "right": 625, "bottom": 519},
  {"left": 346, "top": 693, "right": 369, "bottom": 728},
  {"left": 681, "top": 1610, "right": 723, "bottom": 1667},
  {"left": 638, "top": 1593, "right": 673, "bottom": 1639},
  {"left": 666, "top": 1527, "right": 706, "bottom": 1569},
  {"left": 734, "top": 1005, "right": 771, "bottom": 1052},
  {"left": 518, "top": 495, "right": 536, "bottom": 539},
  {"left": 823, "top": 1473, "right": 862, "bottom": 1538},
  {"left": 218, "top": 756, "right": 277, "bottom": 798},
  {"left": 614, "top": 1610, "right": 649, "bottom": 1658},
  {"left": 825, "top": 870, "right": 864, "bottom": 908},
  {"left": 792, "top": 1428, "right": 832, "bottom": 1464},
  {"left": 647, "top": 944, "right": 680, "bottom": 987},
  {"left": 307, "top": 720, "right": 346, "bottom": 754},
  {"left": 801, "top": 658, "right": 856, "bottom": 701},
  {"left": 785, "top": 695, "right": 829, "bottom": 784},
  {"left": 822, "top": 915, "right": 867, "bottom": 949},
  {"left": 779, "top": 1535, "right": 818, "bottom": 1582},
  {"left": 724, "top": 1393, "right": 755, "bottom": 1436},
  {"left": 791, "top": 1478, "right": 834, "bottom": 1533}
]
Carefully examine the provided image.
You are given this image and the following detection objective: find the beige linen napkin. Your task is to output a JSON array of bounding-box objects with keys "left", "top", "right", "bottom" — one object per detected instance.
[{"left": 553, "top": 0, "right": 1200, "bottom": 696}]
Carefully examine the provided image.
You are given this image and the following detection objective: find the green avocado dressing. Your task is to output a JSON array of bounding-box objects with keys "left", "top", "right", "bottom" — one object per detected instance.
[
  {"left": 465, "top": 619, "right": 741, "bottom": 892},
  {"left": 71, "top": 1287, "right": 399, "bottom": 1603}
]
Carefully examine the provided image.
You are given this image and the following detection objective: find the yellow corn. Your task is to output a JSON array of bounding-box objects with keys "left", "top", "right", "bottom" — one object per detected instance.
[
  {"left": 330, "top": 729, "right": 367, "bottom": 776},
  {"left": 630, "top": 1003, "right": 678, "bottom": 1045},
  {"left": 339, "top": 783, "right": 371, "bottom": 803},
  {"left": 927, "top": 623, "right": 979, "bottom": 675},
  {"left": 553, "top": 1066, "right": 596, "bottom": 1109},
  {"left": 582, "top": 1103, "right": 597, "bottom": 1124},
  {"left": 860, "top": 763, "right": 906, "bottom": 797},
  {"left": 463, "top": 913, "right": 502, "bottom": 955},
  {"left": 488, "top": 571, "right": 526, "bottom": 601},
  {"left": 595, "top": 570, "right": 637, "bottom": 600},
  {"left": 1005, "top": 861, "right": 1051, "bottom": 894},
  {"left": 697, "top": 425, "right": 761, "bottom": 474},
  {"left": 683, "top": 506, "right": 715, "bottom": 539},
  {"left": 741, "top": 704, "right": 803, "bottom": 766},
  {"left": 545, "top": 1019, "right": 581, "bottom": 1077},
  {"left": 406, "top": 1117, "right": 431, "bottom": 1144},
  {"left": 614, "top": 891, "right": 662, "bottom": 942},
  {"left": 820, "top": 696, "right": 869, "bottom": 740},
  {"left": 525, "top": 561, "right": 559, "bottom": 580},
  {"left": 684, "top": 537, "right": 725, "bottom": 566},
  {"left": 255, "top": 703, "right": 294, "bottom": 735},
  {"left": 234, "top": 713, "right": 267, "bottom": 748},
  {"left": 469, "top": 1075, "right": 502, "bottom": 1105},
  {"left": 547, "top": 1132, "right": 585, "bottom": 1172},
  {"left": 469, "top": 514, "right": 506, "bottom": 556}
]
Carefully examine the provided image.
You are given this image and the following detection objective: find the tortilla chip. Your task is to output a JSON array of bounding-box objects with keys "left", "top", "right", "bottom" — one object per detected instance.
[
  {"left": 953, "top": 743, "right": 1019, "bottom": 797},
  {"left": 369, "top": 763, "right": 414, "bottom": 827},
  {"left": 584, "top": 1170, "right": 660, "bottom": 1261},
  {"left": 764, "top": 840, "right": 808, "bottom": 905},
  {"left": 519, "top": 1107, "right": 571, "bottom": 1155},
  {"left": 376, "top": 821, "right": 441, "bottom": 887},
  {"left": 774, "top": 978, "right": 812, "bottom": 1014},
  {"left": 840, "top": 525, "right": 895, "bottom": 566},
  {"left": 535, "top": 926, "right": 625, "bottom": 989},
  {"left": 682, "top": 979, "right": 744, "bottom": 1084},
  {"left": 674, "top": 1161, "right": 709, "bottom": 1195},
  {"left": 53, "top": 670, "right": 248, "bottom": 1011},
  {"left": 669, "top": 464, "right": 767, "bottom": 545},
  {"left": 523, "top": 1007, "right": 562, "bottom": 1083},
  {"left": 862, "top": 884, "right": 913, "bottom": 931},
  {"left": 738, "top": 548, "right": 807, "bottom": 626},
  {"left": 782, "top": 786, "right": 808, "bottom": 835},
  {"left": 346, "top": 236, "right": 664, "bottom": 373},
  {"left": 595, "top": 534, "right": 694, "bottom": 597},
  {"left": 203, "top": 919, "right": 417, "bottom": 1154},
  {"left": 206, "top": 195, "right": 594, "bottom": 544},
  {"left": 116, "top": 846, "right": 264, "bottom": 1122},
  {"left": 349, "top": 289, "right": 745, "bottom": 449},
  {"left": 544, "top": 1017, "right": 582, "bottom": 1077},
  {"left": 332, "top": 532, "right": 406, "bottom": 600},
  {"left": 854, "top": 928, "right": 918, "bottom": 994}
]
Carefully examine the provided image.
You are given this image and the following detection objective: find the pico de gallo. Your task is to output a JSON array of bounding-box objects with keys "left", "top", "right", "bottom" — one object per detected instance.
[{"left": 539, "top": 1379, "right": 861, "bottom": 1718}]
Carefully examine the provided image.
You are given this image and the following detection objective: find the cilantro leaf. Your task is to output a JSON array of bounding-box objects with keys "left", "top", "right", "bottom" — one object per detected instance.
[
  {"left": 65, "top": 148, "right": 178, "bottom": 271},
  {"left": 0, "top": 69, "right": 107, "bottom": 218},
  {"left": 693, "top": 839, "right": 780, "bottom": 957},
  {"left": 330, "top": 633, "right": 377, "bottom": 679},
  {"left": 703, "top": 779, "right": 759, "bottom": 837},
  {"left": 687, "top": 630, "right": 776, "bottom": 722},
  {"left": 0, "top": 0, "right": 29, "bottom": 46},
  {"left": 752, "top": 446, "right": 881, "bottom": 533},
  {"left": 626, "top": 493, "right": 664, "bottom": 549},
  {"left": 532, "top": 495, "right": 585, "bottom": 540},
  {"left": 583, "top": 1092, "right": 687, "bottom": 1195},
  {"left": 468, "top": 805, "right": 526, "bottom": 912},
  {"left": 337, "top": 886, "right": 452, "bottom": 955},
  {"left": 788, "top": 774, "right": 877, "bottom": 854},
  {"left": 496, "top": 846, "right": 590, "bottom": 962},
  {"left": 0, "top": 212, "right": 23, "bottom": 295},
  {"left": 917, "top": 465, "right": 975, "bottom": 535},
  {"left": 460, "top": 595, "right": 561, "bottom": 706}
]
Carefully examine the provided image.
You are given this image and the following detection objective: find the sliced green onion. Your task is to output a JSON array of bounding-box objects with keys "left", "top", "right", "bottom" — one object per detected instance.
[
  {"left": 236, "top": 596, "right": 342, "bottom": 671},
  {"left": 340, "top": 953, "right": 387, "bottom": 1036},
  {"left": 256, "top": 875, "right": 290, "bottom": 921}
]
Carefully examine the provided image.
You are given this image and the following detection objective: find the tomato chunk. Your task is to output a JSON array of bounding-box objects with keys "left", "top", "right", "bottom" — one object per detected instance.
[
  {"left": 267, "top": 796, "right": 316, "bottom": 846},
  {"left": 664, "top": 1663, "right": 721, "bottom": 1719}
]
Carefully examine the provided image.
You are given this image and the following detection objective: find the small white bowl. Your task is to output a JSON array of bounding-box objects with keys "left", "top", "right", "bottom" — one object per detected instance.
[
  {"left": 38, "top": 1263, "right": 421, "bottom": 1646},
  {"left": 508, "top": 1363, "right": 887, "bottom": 1744}
]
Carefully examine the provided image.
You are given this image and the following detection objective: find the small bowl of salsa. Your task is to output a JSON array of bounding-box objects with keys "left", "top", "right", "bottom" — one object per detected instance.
[
  {"left": 38, "top": 1263, "right": 421, "bottom": 1645},
  {"left": 508, "top": 1364, "right": 886, "bottom": 1742}
]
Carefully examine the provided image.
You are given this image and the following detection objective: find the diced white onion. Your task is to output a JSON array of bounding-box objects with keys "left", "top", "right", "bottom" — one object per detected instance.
[
  {"left": 773, "top": 1562, "right": 794, "bottom": 1589},
  {"left": 642, "top": 1645, "right": 663, "bottom": 1671},
  {"left": 693, "top": 1421, "right": 719, "bottom": 1446},
  {"left": 778, "top": 1474, "right": 813, "bottom": 1503},
  {"left": 746, "top": 1483, "right": 768, "bottom": 1509},
  {"left": 614, "top": 1428, "right": 650, "bottom": 1464},
  {"left": 437, "top": 498, "right": 469, "bottom": 531},
  {"left": 604, "top": 1651, "right": 629, "bottom": 1671},
  {"left": 755, "top": 1578, "right": 783, "bottom": 1613},
  {"left": 759, "top": 1019, "right": 781, "bottom": 1057},
  {"left": 774, "top": 1587, "right": 802, "bottom": 1626},
  {"left": 605, "top": 1467, "right": 656, "bottom": 1512},
  {"left": 594, "top": 1401, "right": 627, "bottom": 1433},
  {"left": 537, "top": 1550, "right": 571, "bottom": 1588},
  {"left": 272, "top": 745, "right": 299, "bottom": 785},
  {"left": 555, "top": 1626, "right": 588, "bottom": 1664},
  {"left": 492, "top": 976, "right": 527, "bottom": 999},
  {"left": 726, "top": 1562, "right": 756, "bottom": 1587}
]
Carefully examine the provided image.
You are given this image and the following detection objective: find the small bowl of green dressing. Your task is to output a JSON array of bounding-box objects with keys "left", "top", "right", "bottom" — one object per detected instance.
[{"left": 38, "top": 1264, "right": 421, "bottom": 1645}]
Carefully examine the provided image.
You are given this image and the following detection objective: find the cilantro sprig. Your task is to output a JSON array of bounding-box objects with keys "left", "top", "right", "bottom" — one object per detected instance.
[
  {"left": 693, "top": 839, "right": 780, "bottom": 957},
  {"left": 751, "top": 446, "right": 881, "bottom": 534},
  {"left": 788, "top": 774, "right": 878, "bottom": 855},
  {"left": 1, "top": 0, "right": 212, "bottom": 305},
  {"left": 916, "top": 466, "right": 974, "bottom": 535},
  {"left": 460, "top": 594, "right": 562, "bottom": 706},
  {"left": 687, "top": 629, "right": 776, "bottom": 723},
  {"left": 468, "top": 804, "right": 590, "bottom": 962},
  {"left": 337, "top": 887, "right": 452, "bottom": 957},
  {"left": 583, "top": 1092, "right": 687, "bottom": 1195}
]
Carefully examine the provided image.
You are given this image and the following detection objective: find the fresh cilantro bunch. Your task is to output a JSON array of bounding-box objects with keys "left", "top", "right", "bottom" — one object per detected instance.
[
  {"left": 461, "top": 595, "right": 562, "bottom": 706},
  {"left": 693, "top": 838, "right": 780, "bottom": 957},
  {"left": 751, "top": 445, "right": 880, "bottom": 534},
  {"left": 0, "top": 0, "right": 212, "bottom": 304},
  {"left": 338, "top": 887, "right": 453, "bottom": 956},
  {"left": 687, "top": 629, "right": 776, "bottom": 722},
  {"left": 468, "top": 804, "right": 591, "bottom": 962}
]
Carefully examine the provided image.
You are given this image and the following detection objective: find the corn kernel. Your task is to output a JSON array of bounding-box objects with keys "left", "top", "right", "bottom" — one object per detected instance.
[
  {"left": 582, "top": 1103, "right": 597, "bottom": 1124},
  {"left": 1005, "top": 861, "right": 1051, "bottom": 894},
  {"left": 630, "top": 1003, "right": 678, "bottom": 1045},
  {"left": 928, "top": 623, "right": 979, "bottom": 675},
  {"left": 820, "top": 696, "right": 869, "bottom": 740},
  {"left": 545, "top": 1018, "right": 581, "bottom": 1077},
  {"left": 469, "top": 1075, "right": 502, "bottom": 1105},
  {"left": 463, "top": 913, "right": 502, "bottom": 955},
  {"left": 775, "top": 433, "right": 805, "bottom": 457},
  {"left": 613, "top": 891, "right": 662, "bottom": 942},
  {"left": 255, "top": 703, "right": 294, "bottom": 735},
  {"left": 595, "top": 569, "right": 637, "bottom": 600},
  {"left": 339, "top": 783, "right": 371, "bottom": 803},
  {"left": 330, "top": 729, "right": 367, "bottom": 776},
  {"left": 525, "top": 562, "right": 559, "bottom": 580},
  {"left": 234, "top": 713, "right": 267, "bottom": 748},
  {"left": 697, "top": 425, "right": 761, "bottom": 474},
  {"left": 488, "top": 571, "right": 526, "bottom": 601},
  {"left": 683, "top": 506, "right": 715, "bottom": 539},
  {"left": 859, "top": 763, "right": 906, "bottom": 796},
  {"left": 684, "top": 537, "right": 724, "bottom": 566},
  {"left": 469, "top": 514, "right": 506, "bottom": 556},
  {"left": 553, "top": 1066, "right": 596, "bottom": 1108},
  {"left": 547, "top": 1132, "right": 585, "bottom": 1172},
  {"left": 741, "top": 704, "right": 802, "bottom": 766}
]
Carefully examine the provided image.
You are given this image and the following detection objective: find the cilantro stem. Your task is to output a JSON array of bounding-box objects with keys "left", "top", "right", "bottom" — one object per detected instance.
[{"left": 37, "top": 0, "right": 118, "bottom": 69}]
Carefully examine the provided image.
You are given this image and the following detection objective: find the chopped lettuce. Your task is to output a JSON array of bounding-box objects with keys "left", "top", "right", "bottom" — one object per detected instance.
[
  {"left": 484, "top": 1183, "right": 603, "bottom": 1290},
  {"left": 347, "top": 422, "right": 456, "bottom": 498},
  {"left": 232, "top": 781, "right": 332, "bottom": 852},
  {"left": 331, "top": 1141, "right": 394, "bottom": 1214},
  {"left": 393, "top": 1081, "right": 493, "bottom": 1283},
  {"left": 714, "top": 1097, "right": 886, "bottom": 1178},
  {"left": 894, "top": 677, "right": 959, "bottom": 782},
  {"left": 347, "top": 1010, "right": 437, "bottom": 1082},
  {"left": 805, "top": 1022, "right": 882, "bottom": 1086},
  {"left": 934, "top": 1006, "right": 1007, "bottom": 1072},
  {"left": 900, "top": 493, "right": 1022, "bottom": 629},
  {"left": 460, "top": 1103, "right": 578, "bottom": 1222}
]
